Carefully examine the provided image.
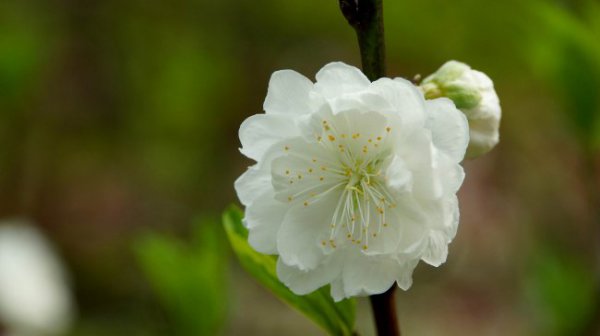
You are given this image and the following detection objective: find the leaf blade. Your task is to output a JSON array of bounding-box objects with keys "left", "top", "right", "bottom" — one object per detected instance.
[{"left": 222, "top": 205, "right": 356, "bottom": 336}]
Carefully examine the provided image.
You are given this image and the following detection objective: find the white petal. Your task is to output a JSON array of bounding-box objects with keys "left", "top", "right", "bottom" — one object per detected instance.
[
  {"left": 276, "top": 253, "right": 343, "bottom": 295},
  {"left": 399, "top": 130, "right": 443, "bottom": 199},
  {"left": 420, "top": 230, "right": 449, "bottom": 267},
  {"left": 385, "top": 155, "right": 413, "bottom": 195},
  {"left": 263, "top": 70, "right": 314, "bottom": 115},
  {"left": 396, "top": 259, "right": 419, "bottom": 290},
  {"left": 314, "top": 62, "right": 370, "bottom": 98},
  {"left": 234, "top": 165, "right": 271, "bottom": 206},
  {"left": 244, "top": 191, "right": 288, "bottom": 254},
  {"left": 425, "top": 98, "right": 469, "bottom": 163},
  {"left": 342, "top": 251, "right": 400, "bottom": 297},
  {"left": 330, "top": 278, "right": 346, "bottom": 302},
  {"left": 277, "top": 193, "right": 339, "bottom": 270},
  {"left": 371, "top": 77, "right": 427, "bottom": 132},
  {"left": 239, "top": 113, "right": 299, "bottom": 161}
]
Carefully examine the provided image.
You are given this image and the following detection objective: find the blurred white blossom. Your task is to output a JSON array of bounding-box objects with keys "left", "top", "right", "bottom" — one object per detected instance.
[
  {"left": 421, "top": 60, "right": 501, "bottom": 158},
  {"left": 0, "top": 221, "right": 74, "bottom": 336},
  {"left": 235, "top": 62, "right": 469, "bottom": 301}
]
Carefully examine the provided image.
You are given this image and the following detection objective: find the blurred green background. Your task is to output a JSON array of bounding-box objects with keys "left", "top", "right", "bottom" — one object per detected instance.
[{"left": 1, "top": 0, "right": 599, "bottom": 335}]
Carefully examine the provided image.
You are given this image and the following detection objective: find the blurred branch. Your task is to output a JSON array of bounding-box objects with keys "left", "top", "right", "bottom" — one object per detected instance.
[
  {"left": 579, "top": 152, "right": 600, "bottom": 335},
  {"left": 370, "top": 287, "right": 400, "bottom": 336},
  {"left": 338, "top": 0, "right": 386, "bottom": 81}
]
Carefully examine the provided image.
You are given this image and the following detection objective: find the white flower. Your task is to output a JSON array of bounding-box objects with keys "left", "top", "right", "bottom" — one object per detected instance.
[
  {"left": 420, "top": 60, "right": 501, "bottom": 158},
  {"left": 0, "top": 221, "right": 74, "bottom": 336},
  {"left": 235, "top": 62, "right": 469, "bottom": 301}
]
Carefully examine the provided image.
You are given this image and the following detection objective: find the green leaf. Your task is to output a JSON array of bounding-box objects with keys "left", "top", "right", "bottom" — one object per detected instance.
[
  {"left": 134, "top": 218, "right": 228, "bottom": 336},
  {"left": 222, "top": 205, "right": 356, "bottom": 336}
]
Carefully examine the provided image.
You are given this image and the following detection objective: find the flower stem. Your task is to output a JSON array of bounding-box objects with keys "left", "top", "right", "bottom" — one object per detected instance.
[
  {"left": 338, "top": 0, "right": 386, "bottom": 81},
  {"left": 338, "top": 1, "right": 398, "bottom": 335},
  {"left": 369, "top": 286, "right": 400, "bottom": 336}
]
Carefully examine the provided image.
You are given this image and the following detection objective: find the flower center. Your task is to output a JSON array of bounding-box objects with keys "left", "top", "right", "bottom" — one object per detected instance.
[
  {"left": 277, "top": 114, "right": 397, "bottom": 252},
  {"left": 314, "top": 118, "right": 396, "bottom": 251},
  {"left": 324, "top": 153, "right": 396, "bottom": 251}
]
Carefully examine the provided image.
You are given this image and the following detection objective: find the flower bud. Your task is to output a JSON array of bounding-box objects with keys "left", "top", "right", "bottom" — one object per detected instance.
[{"left": 421, "top": 61, "right": 501, "bottom": 158}]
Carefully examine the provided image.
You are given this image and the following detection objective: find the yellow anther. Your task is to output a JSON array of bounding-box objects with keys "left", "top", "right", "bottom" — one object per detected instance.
[
  {"left": 284, "top": 146, "right": 289, "bottom": 151},
  {"left": 386, "top": 127, "right": 391, "bottom": 132},
  {"left": 308, "top": 168, "right": 313, "bottom": 173},
  {"left": 328, "top": 135, "right": 335, "bottom": 141},
  {"left": 363, "top": 245, "right": 368, "bottom": 250},
  {"left": 319, "top": 176, "right": 324, "bottom": 181},
  {"left": 341, "top": 134, "right": 347, "bottom": 138},
  {"left": 303, "top": 201, "right": 308, "bottom": 207},
  {"left": 377, "top": 136, "right": 382, "bottom": 141}
]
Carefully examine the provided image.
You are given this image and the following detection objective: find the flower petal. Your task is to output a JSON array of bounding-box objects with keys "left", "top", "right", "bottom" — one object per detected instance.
[
  {"left": 276, "top": 253, "right": 343, "bottom": 295},
  {"left": 385, "top": 155, "right": 413, "bottom": 195},
  {"left": 420, "top": 230, "right": 449, "bottom": 267},
  {"left": 239, "top": 113, "right": 300, "bottom": 161},
  {"left": 244, "top": 191, "right": 288, "bottom": 254},
  {"left": 264, "top": 70, "right": 314, "bottom": 115},
  {"left": 425, "top": 98, "right": 469, "bottom": 163},
  {"left": 396, "top": 259, "right": 419, "bottom": 290},
  {"left": 314, "top": 62, "right": 370, "bottom": 99},
  {"left": 371, "top": 77, "right": 427, "bottom": 132},
  {"left": 341, "top": 251, "right": 400, "bottom": 297},
  {"left": 330, "top": 278, "right": 346, "bottom": 302},
  {"left": 277, "top": 192, "right": 339, "bottom": 270},
  {"left": 234, "top": 165, "right": 271, "bottom": 206}
]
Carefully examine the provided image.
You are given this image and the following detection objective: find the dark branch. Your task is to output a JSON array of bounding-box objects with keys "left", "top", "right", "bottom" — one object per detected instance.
[{"left": 338, "top": 0, "right": 386, "bottom": 81}]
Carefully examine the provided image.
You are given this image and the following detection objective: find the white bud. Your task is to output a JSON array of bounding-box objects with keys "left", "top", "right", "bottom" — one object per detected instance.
[{"left": 421, "top": 60, "right": 501, "bottom": 158}]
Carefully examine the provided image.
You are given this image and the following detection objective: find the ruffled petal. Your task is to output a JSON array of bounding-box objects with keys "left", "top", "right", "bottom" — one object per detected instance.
[
  {"left": 264, "top": 70, "right": 314, "bottom": 115},
  {"left": 396, "top": 259, "right": 419, "bottom": 290},
  {"left": 371, "top": 77, "right": 427, "bottom": 132},
  {"left": 425, "top": 98, "right": 469, "bottom": 163},
  {"left": 234, "top": 165, "right": 271, "bottom": 206},
  {"left": 385, "top": 154, "right": 413, "bottom": 195},
  {"left": 420, "top": 230, "right": 449, "bottom": 267},
  {"left": 244, "top": 191, "right": 288, "bottom": 254},
  {"left": 330, "top": 278, "right": 346, "bottom": 302},
  {"left": 276, "top": 253, "right": 343, "bottom": 295},
  {"left": 277, "top": 192, "right": 339, "bottom": 270},
  {"left": 341, "top": 251, "right": 400, "bottom": 297},
  {"left": 314, "top": 62, "right": 370, "bottom": 99},
  {"left": 239, "top": 114, "right": 300, "bottom": 161}
]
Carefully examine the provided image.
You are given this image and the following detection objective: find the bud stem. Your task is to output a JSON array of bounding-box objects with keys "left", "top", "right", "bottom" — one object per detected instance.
[{"left": 369, "top": 286, "right": 400, "bottom": 336}]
